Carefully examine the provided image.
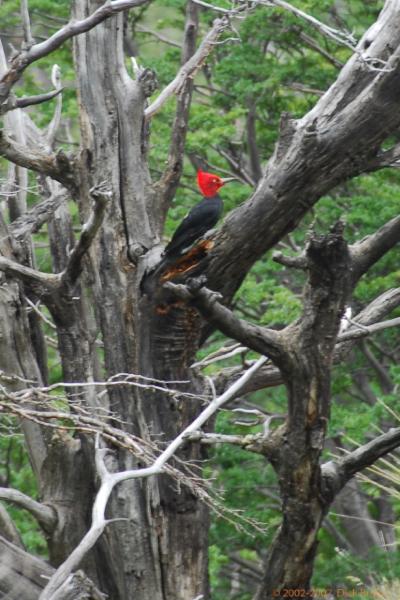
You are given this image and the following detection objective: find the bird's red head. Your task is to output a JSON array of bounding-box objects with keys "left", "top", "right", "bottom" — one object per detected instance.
[{"left": 197, "top": 170, "right": 234, "bottom": 197}]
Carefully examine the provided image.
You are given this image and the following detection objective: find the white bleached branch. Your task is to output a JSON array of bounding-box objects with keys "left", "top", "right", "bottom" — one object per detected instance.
[
  {"left": 337, "top": 316, "right": 400, "bottom": 342},
  {"left": 39, "top": 356, "right": 268, "bottom": 598},
  {"left": 145, "top": 16, "right": 230, "bottom": 119}
]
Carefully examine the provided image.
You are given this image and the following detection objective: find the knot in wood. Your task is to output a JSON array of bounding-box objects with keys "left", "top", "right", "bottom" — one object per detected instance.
[
  {"left": 139, "top": 68, "right": 159, "bottom": 97},
  {"left": 186, "top": 275, "right": 207, "bottom": 293}
]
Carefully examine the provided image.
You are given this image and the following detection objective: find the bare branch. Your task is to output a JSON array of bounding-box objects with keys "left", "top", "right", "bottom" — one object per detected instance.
[
  {"left": 337, "top": 316, "right": 400, "bottom": 343},
  {"left": 272, "top": 250, "right": 307, "bottom": 269},
  {"left": 192, "top": 0, "right": 231, "bottom": 13},
  {"left": 4, "top": 87, "right": 63, "bottom": 112},
  {"left": 185, "top": 431, "right": 280, "bottom": 457},
  {"left": 164, "top": 277, "right": 284, "bottom": 361},
  {"left": 321, "top": 428, "right": 400, "bottom": 500},
  {"left": 297, "top": 30, "right": 344, "bottom": 69},
  {"left": 350, "top": 215, "right": 400, "bottom": 285},
  {"left": 260, "top": 0, "right": 357, "bottom": 51},
  {"left": 210, "top": 144, "right": 256, "bottom": 185},
  {"left": 145, "top": 16, "right": 230, "bottom": 119},
  {"left": 0, "top": 130, "right": 77, "bottom": 193},
  {"left": 187, "top": 432, "right": 250, "bottom": 445},
  {"left": 0, "top": 0, "right": 150, "bottom": 107},
  {"left": 195, "top": 0, "right": 357, "bottom": 52},
  {"left": 9, "top": 189, "right": 68, "bottom": 240},
  {"left": 191, "top": 342, "right": 247, "bottom": 368},
  {"left": 39, "top": 356, "right": 269, "bottom": 597},
  {"left": 215, "top": 287, "right": 400, "bottom": 397},
  {"left": 136, "top": 25, "right": 182, "bottom": 48},
  {"left": 61, "top": 183, "right": 110, "bottom": 287},
  {"left": 360, "top": 341, "right": 393, "bottom": 393},
  {"left": 262, "top": 213, "right": 400, "bottom": 288},
  {"left": 155, "top": 1, "right": 199, "bottom": 226},
  {"left": 20, "top": 0, "right": 34, "bottom": 47},
  {"left": 0, "top": 487, "right": 57, "bottom": 533},
  {"left": 0, "top": 257, "right": 61, "bottom": 290},
  {"left": 25, "top": 298, "right": 57, "bottom": 330}
]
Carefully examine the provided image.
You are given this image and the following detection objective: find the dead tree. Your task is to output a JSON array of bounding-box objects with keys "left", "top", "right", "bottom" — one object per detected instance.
[{"left": 0, "top": 1, "right": 400, "bottom": 599}]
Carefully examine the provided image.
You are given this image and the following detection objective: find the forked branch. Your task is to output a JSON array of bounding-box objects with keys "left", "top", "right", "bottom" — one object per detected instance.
[
  {"left": 0, "top": 0, "right": 150, "bottom": 108},
  {"left": 39, "top": 356, "right": 268, "bottom": 598},
  {"left": 0, "top": 184, "right": 109, "bottom": 297},
  {"left": 0, "top": 487, "right": 57, "bottom": 533}
]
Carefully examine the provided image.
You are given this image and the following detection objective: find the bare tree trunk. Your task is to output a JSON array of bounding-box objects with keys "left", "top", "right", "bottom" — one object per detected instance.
[{"left": 59, "top": 2, "right": 210, "bottom": 598}]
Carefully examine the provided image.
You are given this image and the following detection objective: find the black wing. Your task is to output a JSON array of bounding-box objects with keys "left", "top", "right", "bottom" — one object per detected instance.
[{"left": 165, "top": 196, "right": 223, "bottom": 257}]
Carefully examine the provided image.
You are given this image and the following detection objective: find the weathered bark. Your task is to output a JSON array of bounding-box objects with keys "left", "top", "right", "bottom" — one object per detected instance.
[
  {"left": 67, "top": 2, "right": 209, "bottom": 598},
  {"left": 0, "top": 536, "right": 53, "bottom": 599},
  {"left": 199, "top": 1, "right": 400, "bottom": 303},
  {"left": 1, "top": 1, "right": 400, "bottom": 599},
  {"left": 251, "top": 226, "right": 351, "bottom": 598},
  {"left": 0, "top": 536, "right": 103, "bottom": 600}
]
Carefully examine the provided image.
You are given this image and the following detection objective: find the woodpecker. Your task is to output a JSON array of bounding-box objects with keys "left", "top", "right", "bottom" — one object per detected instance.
[{"left": 164, "top": 170, "right": 235, "bottom": 258}]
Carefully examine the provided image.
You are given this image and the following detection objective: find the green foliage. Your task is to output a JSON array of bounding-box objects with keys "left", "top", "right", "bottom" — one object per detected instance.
[
  {"left": 312, "top": 546, "right": 400, "bottom": 594},
  {"left": 0, "top": 434, "right": 46, "bottom": 555}
]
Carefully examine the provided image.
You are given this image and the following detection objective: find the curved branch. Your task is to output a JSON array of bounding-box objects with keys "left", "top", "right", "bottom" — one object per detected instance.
[
  {"left": 215, "top": 287, "right": 400, "bottom": 397},
  {"left": 0, "top": 0, "right": 150, "bottom": 108},
  {"left": 5, "top": 87, "right": 63, "bottom": 112},
  {"left": 272, "top": 251, "right": 307, "bottom": 269},
  {"left": 0, "top": 487, "right": 57, "bottom": 533},
  {"left": 0, "top": 257, "right": 60, "bottom": 290}
]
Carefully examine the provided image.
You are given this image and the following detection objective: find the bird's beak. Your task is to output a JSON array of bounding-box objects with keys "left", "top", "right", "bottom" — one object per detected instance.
[{"left": 221, "top": 177, "right": 236, "bottom": 184}]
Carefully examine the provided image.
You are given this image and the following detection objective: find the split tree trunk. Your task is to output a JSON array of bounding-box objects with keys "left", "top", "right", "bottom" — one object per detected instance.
[{"left": 60, "top": 1, "right": 210, "bottom": 598}]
